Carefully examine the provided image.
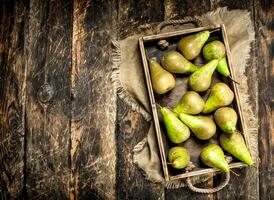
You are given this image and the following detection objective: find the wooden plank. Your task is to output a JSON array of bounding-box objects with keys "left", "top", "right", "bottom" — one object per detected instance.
[
  {"left": 24, "top": 0, "right": 72, "bottom": 198},
  {"left": 115, "top": 0, "right": 165, "bottom": 199},
  {"left": 166, "top": 180, "right": 214, "bottom": 200},
  {"left": 70, "top": 0, "right": 117, "bottom": 199},
  {"left": 0, "top": 0, "right": 29, "bottom": 199},
  {"left": 118, "top": 0, "right": 165, "bottom": 39},
  {"left": 163, "top": 1, "right": 213, "bottom": 199},
  {"left": 116, "top": 100, "right": 165, "bottom": 200},
  {"left": 254, "top": 0, "right": 274, "bottom": 199},
  {"left": 164, "top": 0, "right": 211, "bottom": 18},
  {"left": 212, "top": 1, "right": 260, "bottom": 199}
]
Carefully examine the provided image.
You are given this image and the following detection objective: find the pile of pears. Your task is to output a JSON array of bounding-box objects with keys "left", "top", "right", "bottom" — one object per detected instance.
[{"left": 148, "top": 31, "right": 253, "bottom": 172}]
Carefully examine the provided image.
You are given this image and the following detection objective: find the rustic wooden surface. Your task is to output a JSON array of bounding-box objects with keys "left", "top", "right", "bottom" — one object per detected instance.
[{"left": 0, "top": 0, "right": 273, "bottom": 199}]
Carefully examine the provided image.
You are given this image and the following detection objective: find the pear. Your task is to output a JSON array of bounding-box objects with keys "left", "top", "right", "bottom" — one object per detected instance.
[
  {"left": 203, "top": 82, "right": 234, "bottom": 114},
  {"left": 161, "top": 51, "right": 199, "bottom": 74},
  {"left": 202, "top": 41, "right": 230, "bottom": 77},
  {"left": 200, "top": 144, "right": 229, "bottom": 172},
  {"left": 160, "top": 107, "right": 190, "bottom": 144},
  {"left": 173, "top": 91, "right": 204, "bottom": 115},
  {"left": 178, "top": 31, "right": 210, "bottom": 60},
  {"left": 217, "top": 57, "right": 230, "bottom": 77},
  {"left": 179, "top": 113, "right": 216, "bottom": 140},
  {"left": 168, "top": 146, "right": 190, "bottom": 169},
  {"left": 214, "top": 107, "right": 237, "bottom": 134},
  {"left": 202, "top": 40, "right": 226, "bottom": 61},
  {"left": 188, "top": 59, "right": 219, "bottom": 92},
  {"left": 220, "top": 131, "right": 253, "bottom": 165},
  {"left": 149, "top": 59, "right": 175, "bottom": 95}
]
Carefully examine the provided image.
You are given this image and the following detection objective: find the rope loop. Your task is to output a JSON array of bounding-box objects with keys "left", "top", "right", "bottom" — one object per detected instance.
[
  {"left": 156, "top": 17, "right": 202, "bottom": 34},
  {"left": 186, "top": 172, "right": 230, "bottom": 194}
]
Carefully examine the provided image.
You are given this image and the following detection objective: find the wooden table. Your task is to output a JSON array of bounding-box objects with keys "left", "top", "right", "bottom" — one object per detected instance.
[{"left": 0, "top": 0, "right": 273, "bottom": 199}]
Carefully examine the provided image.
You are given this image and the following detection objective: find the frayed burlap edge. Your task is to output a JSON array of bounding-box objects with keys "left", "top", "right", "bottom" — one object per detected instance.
[
  {"left": 111, "top": 7, "right": 258, "bottom": 189},
  {"left": 111, "top": 40, "right": 152, "bottom": 121}
]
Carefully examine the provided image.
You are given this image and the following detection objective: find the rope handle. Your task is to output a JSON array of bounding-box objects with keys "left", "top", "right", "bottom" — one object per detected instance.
[
  {"left": 186, "top": 172, "right": 230, "bottom": 194},
  {"left": 156, "top": 17, "right": 202, "bottom": 34}
]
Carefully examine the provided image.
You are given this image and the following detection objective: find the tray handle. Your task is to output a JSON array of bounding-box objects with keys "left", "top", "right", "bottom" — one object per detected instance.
[
  {"left": 156, "top": 17, "right": 202, "bottom": 34},
  {"left": 186, "top": 172, "right": 230, "bottom": 193}
]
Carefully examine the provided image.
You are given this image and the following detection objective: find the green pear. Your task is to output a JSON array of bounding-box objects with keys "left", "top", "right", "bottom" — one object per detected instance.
[
  {"left": 217, "top": 57, "right": 230, "bottom": 77},
  {"left": 202, "top": 41, "right": 230, "bottom": 77},
  {"left": 178, "top": 31, "right": 210, "bottom": 60},
  {"left": 179, "top": 113, "right": 216, "bottom": 140},
  {"left": 149, "top": 59, "right": 175, "bottom": 95},
  {"left": 214, "top": 107, "right": 238, "bottom": 134},
  {"left": 173, "top": 91, "right": 205, "bottom": 115},
  {"left": 168, "top": 146, "right": 190, "bottom": 169},
  {"left": 200, "top": 144, "right": 229, "bottom": 172},
  {"left": 161, "top": 51, "right": 199, "bottom": 74},
  {"left": 160, "top": 107, "right": 190, "bottom": 144},
  {"left": 188, "top": 59, "right": 219, "bottom": 92},
  {"left": 202, "top": 40, "right": 226, "bottom": 61},
  {"left": 220, "top": 131, "right": 253, "bottom": 165},
  {"left": 203, "top": 82, "right": 234, "bottom": 114}
]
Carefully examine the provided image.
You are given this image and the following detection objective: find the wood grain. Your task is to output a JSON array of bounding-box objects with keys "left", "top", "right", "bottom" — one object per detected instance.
[
  {"left": 115, "top": 0, "right": 165, "bottom": 199},
  {"left": 167, "top": 0, "right": 211, "bottom": 18},
  {"left": 116, "top": 100, "right": 165, "bottom": 200},
  {"left": 0, "top": 0, "right": 28, "bottom": 199},
  {"left": 162, "top": 1, "right": 214, "bottom": 199},
  {"left": 0, "top": 0, "right": 272, "bottom": 199},
  {"left": 71, "top": 0, "right": 117, "bottom": 199},
  {"left": 255, "top": 0, "right": 274, "bottom": 199},
  {"left": 211, "top": 2, "right": 260, "bottom": 199},
  {"left": 24, "top": 0, "right": 72, "bottom": 198}
]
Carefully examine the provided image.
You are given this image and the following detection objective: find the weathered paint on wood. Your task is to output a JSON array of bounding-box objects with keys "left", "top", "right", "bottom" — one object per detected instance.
[
  {"left": 71, "top": 0, "right": 117, "bottom": 199},
  {"left": 0, "top": 0, "right": 28, "bottom": 199},
  {"left": 24, "top": 0, "right": 72, "bottom": 198}
]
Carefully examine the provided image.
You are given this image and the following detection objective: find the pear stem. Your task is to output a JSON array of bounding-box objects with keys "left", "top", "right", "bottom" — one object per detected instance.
[
  {"left": 166, "top": 162, "right": 173, "bottom": 165},
  {"left": 228, "top": 75, "right": 240, "bottom": 85},
  {"left": 230, "top": 169, "right": 240, "bottom": 177}
]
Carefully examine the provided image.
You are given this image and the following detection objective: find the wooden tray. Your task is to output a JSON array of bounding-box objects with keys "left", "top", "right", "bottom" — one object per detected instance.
[{"left": 139, "top": 24, "right": 252, "bottom": 181}]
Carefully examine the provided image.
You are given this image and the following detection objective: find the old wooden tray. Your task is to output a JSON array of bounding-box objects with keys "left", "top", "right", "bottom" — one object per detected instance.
[{"left": 139, "top": 24, "right": 252, "bottom": 181}]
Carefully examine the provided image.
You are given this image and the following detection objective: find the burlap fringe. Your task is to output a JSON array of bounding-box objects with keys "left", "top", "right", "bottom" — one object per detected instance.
[
  {"left": 112, "top": 7, "right": 258, "bottom": 189},
  {"left": 111, "top": 41, "right": 152, "bottom": 121}
]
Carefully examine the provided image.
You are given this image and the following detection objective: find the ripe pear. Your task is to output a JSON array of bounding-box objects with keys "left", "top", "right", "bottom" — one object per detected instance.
[
  {"left": 161, "top": 51, "right": 199, "bottom": 74},
  {"left": 173, "top": 91, "right": 205, "bottom": 115},
  {"left": 203, "top": 82, "right": 234, "bottom": 114},
  {"left": 160, "top": 107, "right": 190, "bottom": 144},
  {"left": 214, "top": 107, "right": 238, "bottom": 134},
  {"left": 168, "top": 146, "right": 190, "bottom": 169},
  {"left": 149, "top": 59, "right": 175, "bottom": 95},
  {"left": 202, "top": 41, "right": 226, "bottom": 61},
  {"left": 188, "top": 59, "right": 219, "bottom": 92},
  {"left": 178, "top": 31, "right": 210, "bottom": 60},
  {"left": 202, "top": 41, "right": 230, "bottom": 77},
  {"left": 179, "top": 113, "right": 216, "bottom": 140},
  {"left": 200, "top": 144, "right": 229, "bottom": 172},
  {"left": 220, "top": 131, "right": 253, "bottom": 165}
]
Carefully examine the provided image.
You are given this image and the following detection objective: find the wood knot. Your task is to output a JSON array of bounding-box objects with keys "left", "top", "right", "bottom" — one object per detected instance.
[{"left": 37, "top": 83, "right": 54, "bottom": 103}]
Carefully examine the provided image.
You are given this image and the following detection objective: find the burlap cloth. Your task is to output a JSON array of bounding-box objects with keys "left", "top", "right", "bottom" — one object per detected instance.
[{"left": 111, "top": 7, "right": 258, "bottom": 189}]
